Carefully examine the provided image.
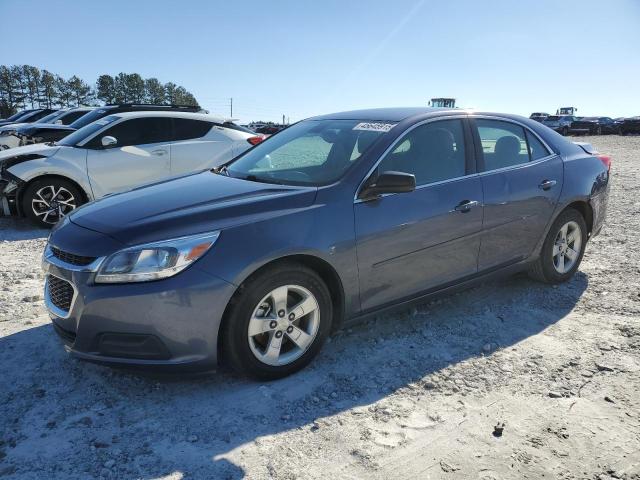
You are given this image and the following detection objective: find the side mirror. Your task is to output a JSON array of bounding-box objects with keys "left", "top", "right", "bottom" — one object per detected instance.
[
  {"left": 101, "top": 136, "right": 117, "bottom": 148},
  {"left": 358, "top": 171, "right": 415, "bottom": 200}
]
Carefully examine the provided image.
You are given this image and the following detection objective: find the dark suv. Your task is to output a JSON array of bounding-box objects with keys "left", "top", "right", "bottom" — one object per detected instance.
[
  {"left": 619, "top": 116, "right": 640, "bottom": 135},
  {"left": 9, "top": 104, "right": 203, "bottom": 146},
  {"left": 542, "top": 115, "right": 576, "bottom": 135}
]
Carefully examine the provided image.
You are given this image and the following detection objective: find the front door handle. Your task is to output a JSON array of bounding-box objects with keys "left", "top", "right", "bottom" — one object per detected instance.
[
  {"left": 151, "top": 149, "right": 167, "bottom": 156},
  {"left": 454, "top": 200, "right": 479, "bottom": 213},
  {"left": 538, "top": 179, "right": 557, "bottom": 190}
]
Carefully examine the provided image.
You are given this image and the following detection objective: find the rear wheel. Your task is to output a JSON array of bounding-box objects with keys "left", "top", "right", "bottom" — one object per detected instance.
[
  {"left": 529, "top": 208, "right": 587, "bottom": 284},
  {"left": 22, "top": 178, "right": 84, "bottom": 228},
  {"left": 221, "top": 264, "right": 333, "bottom": 380}
]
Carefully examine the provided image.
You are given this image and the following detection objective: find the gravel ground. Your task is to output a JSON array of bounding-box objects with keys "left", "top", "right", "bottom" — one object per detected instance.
[{"left": 1, "top": 136, "right": 639, "bottom": 480}]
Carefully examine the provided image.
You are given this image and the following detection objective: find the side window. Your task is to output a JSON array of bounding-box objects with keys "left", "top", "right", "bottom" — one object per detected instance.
[
  {"left": 94, "top": 117, "right": 173, "bottom": 147},
  {"left": 172, "top": 119, "right": 213, "bottom": 141},
  {"left": 377, "top": 119, "right": 466, "bottom": 186},
  {"left": 525, "top": 130, "right": 551, "bottom": 161},
  {"left": 476, "top": 119, "right": 529, "bottom": 171}
]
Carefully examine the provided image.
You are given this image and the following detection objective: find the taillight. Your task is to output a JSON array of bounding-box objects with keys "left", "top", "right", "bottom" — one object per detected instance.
[
  {"left": 597, "top": 154, "right": 612, "bottom": 172},
  {"left": 247, "top": 135, "right": 264, "bottom": 146}
]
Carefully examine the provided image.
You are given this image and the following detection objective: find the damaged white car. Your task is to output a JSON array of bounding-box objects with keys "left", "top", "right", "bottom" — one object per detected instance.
[{"left": 0, "top": 111, "right": 262, "bottom": 227}]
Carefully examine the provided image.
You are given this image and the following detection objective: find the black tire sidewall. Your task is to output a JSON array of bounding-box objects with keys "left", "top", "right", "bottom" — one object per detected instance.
[
  {"left": 223, "top": 265, "right": 333, "bottom": 380},
  {"left": 538, "top": 209, "right": 587, "bottom": 283},
  {"left": 22, "top": 178, "right": 83, "bottom": 228}
]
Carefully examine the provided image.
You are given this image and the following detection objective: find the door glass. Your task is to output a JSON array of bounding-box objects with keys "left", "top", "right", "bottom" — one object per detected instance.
[
  {"left": 377, "top": 119, "right": 466, "bottom": 186},
  {"left": 525, "top": 130, "right": 550, "bottom": 160},
  {"left": 476, "top": 119, "right": 529, "bottom": 171},
  {"left": 95, "top": 117, "right": 173, "bottom": 147}
]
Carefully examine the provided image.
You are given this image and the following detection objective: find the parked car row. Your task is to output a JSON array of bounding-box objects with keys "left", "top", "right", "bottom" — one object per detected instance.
[
  {"left": 0, "top": 104, "right": 264, "bottom": 226},
  {"left": 529, "top": 112, "right": 637, "bottom": 136}
]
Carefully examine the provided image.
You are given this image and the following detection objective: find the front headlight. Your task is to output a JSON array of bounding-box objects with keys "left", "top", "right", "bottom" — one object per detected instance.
[{"left": 95, "top": 231, "right": 220, "bottom": 283}]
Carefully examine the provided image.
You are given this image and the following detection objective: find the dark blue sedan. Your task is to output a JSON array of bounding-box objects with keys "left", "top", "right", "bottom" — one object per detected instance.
[{"left": 42, "top": 108, "right": 611, "bottom": 379}]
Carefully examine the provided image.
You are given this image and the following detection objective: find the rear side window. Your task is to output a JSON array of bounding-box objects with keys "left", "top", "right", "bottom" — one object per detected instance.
[
  {"left": 172, "top": 118, "right": 213, "bottom": 141},
  {"left": 378, "top": 119, "right": 467, "bottom": 186},
  {"left": 476, "top": 120, "right": 529, "bottom": 171},
  {"left": 525, "top": 130, "right": 551, "bottom": 160}
]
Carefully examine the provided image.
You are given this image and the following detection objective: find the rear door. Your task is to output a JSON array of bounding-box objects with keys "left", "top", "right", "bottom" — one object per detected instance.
[
  {"left": 354, "top": 118, "right": 483, "bottom": 311},
  {"left": 472, "top": 118, "right": 563, "bottom": 271},
  {"left": 85, "top": 117, "right": 173, "bottom": 198},
  {"left": 170, "top": 119, "right": 234, "bottom": 174}
]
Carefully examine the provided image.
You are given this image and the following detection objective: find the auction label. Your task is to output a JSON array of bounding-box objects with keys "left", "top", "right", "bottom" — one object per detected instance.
[{"left": 353, "top": 122, "right": 396, "bottom": 132}]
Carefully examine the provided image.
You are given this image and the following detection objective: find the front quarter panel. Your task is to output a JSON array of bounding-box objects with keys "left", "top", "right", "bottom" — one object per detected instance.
[{"left": 8, "top": 147, "right": 93, "bottom": 200}]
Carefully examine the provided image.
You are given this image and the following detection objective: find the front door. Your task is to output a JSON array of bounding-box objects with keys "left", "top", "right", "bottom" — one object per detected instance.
[
  {"left": 472, "top": 118, "right": 563, "bottom": 270},
  {"left": 354, "top": 118, "right": 483, "bottom": 311},
  {"left": 85, "top": 117, "right": 173, "bottom": 198}
]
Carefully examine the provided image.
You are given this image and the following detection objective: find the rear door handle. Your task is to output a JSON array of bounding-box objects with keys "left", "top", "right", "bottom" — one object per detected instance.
[
  {"left": 454, "top": 200, "right": 479, "bottom": 213},
  {"left": 538, "top": 179, "right": 557, "bottom": 190},
  {"left": 152, "top": 149, "right": 167, "bottom": 156}
]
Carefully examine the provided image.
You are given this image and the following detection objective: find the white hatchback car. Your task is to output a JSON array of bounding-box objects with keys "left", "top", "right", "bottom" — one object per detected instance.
[{"left": 0, "top": 111, "right": 262, "bottom": 226}]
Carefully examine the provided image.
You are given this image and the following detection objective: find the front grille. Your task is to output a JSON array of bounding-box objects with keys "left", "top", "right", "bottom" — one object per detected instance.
[
  {"left": 50, "top": 246, "right": 96, "bottom": 266},
  {"left": 47, "top": 275, "right": 74, "bottom": 312}
]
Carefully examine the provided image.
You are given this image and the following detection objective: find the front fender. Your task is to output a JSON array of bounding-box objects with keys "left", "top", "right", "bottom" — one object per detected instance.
[{"left": 7, "top": 153, "right": 93, "bottom": 201}]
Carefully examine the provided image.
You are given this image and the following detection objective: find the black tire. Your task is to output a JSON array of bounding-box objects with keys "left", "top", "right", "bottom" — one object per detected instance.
[
  {"left": 221, "top": 263, "right": 333, "bottom": 380},
  {"left": 22, "top": 177, "right": 85, "bottom": 228},
  {"left": 529, "top": 208, "right": 587, "bottom": 284}
]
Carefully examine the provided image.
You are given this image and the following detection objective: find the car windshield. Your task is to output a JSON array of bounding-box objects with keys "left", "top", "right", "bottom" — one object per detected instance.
[
  {"left": 226, "top": 119, "right": 392, "bottom": 186},
  {"left": 544, "top": 116, "right": 560, "bottom": 121},
  {"left": 580, "top": 117, "right": 597, "bottom": 121},
  {"left": 57, "top": 115, "right": 120, "bottom": 147},
  {"left": 4, "top": 110, "right": 33, "bottom": 121},
  {"left": 69, "top": 108, "right": 112, "bottom": 129}
]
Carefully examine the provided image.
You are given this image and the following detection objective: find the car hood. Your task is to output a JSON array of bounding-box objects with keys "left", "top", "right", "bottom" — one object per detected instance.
[
  {"left": 0, "top": 143, "right": 61, "bottom": 163},
  {"left": 69, "top": 171, "right": 319, "bottom": 245}
]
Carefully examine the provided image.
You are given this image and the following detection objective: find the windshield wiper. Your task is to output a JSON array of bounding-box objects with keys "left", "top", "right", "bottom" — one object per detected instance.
[{"left": 212, "top": 165, "right": 229, "bottom": 176}]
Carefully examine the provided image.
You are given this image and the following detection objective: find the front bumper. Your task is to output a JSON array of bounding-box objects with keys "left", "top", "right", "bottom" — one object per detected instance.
[{"left": 42, "top": 242, "right": 237, "bottom": 371}]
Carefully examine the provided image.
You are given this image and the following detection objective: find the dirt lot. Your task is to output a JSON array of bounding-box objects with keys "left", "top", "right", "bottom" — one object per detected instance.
[{"left": 1, "top": 136, "right": 639, "bottom": 480}]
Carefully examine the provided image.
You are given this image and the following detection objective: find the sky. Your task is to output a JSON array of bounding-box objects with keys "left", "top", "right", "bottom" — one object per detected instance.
[{"left": 2, "top": 0, "right": 639, "bottom": 123}]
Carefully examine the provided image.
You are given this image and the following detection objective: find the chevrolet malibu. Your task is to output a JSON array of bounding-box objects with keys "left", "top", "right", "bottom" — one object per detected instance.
[{"left": 42, "top": 108, "right": 611, "bottom": 379}]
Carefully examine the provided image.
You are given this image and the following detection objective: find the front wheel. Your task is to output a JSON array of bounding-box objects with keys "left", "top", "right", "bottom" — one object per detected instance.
[
  {"left": 221, "top": 264, "right": 333, "bottom": 380},
  {"left": 529, "top": 208, "right": 587, "bottom": 284},
  {"left": 22, "top": 178, "right": 84, "bottom": 228}
]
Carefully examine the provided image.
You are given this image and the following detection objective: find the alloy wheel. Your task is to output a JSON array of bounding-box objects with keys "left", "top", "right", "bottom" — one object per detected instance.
[
  {"left": 247, "top": 284, "right": 320, "bottom": 366},
  {"left": 552, "top": 221, "right": 582, "bottom": 274},
  {"left": 31, "top": 185, "right": 77, "bottom": 225}
]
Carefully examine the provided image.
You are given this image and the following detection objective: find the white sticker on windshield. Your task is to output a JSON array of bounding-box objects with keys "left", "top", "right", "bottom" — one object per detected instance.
[{"left": 353, "top": 122, "right": 396, "bottom": 132}]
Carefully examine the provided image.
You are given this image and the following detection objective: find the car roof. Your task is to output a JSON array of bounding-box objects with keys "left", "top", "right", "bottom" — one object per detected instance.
[
  {"left": 311, "top": 107, "right": 534, "bottom": 124},
  {"left": 109, "top": 111, "right": 231, "bottom": 122}
]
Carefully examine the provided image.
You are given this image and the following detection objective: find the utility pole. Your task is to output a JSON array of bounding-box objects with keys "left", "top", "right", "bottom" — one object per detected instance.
[
  {"left": 282, "top": 114, "right": 285, "bottom": 126},
  {"left": 230, "top": 98, "right": 233, "bottom": 117}
]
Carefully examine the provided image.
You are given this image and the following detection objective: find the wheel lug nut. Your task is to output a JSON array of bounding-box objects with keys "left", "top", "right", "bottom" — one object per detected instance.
[
  {"left": 269, "top": 321, "right": 277, "bottom": 329},
  {"left": 288, "top": 312, "right": 295, "bottom": 321},
  {"left": 278, "top": 310, "right": 285, "bottom": 318},
  {"left": 286, "top": 326, "right": 294, "bottom": 334},
  {"left": 275, "top": 331, "right": 283, "bottom": 338}
]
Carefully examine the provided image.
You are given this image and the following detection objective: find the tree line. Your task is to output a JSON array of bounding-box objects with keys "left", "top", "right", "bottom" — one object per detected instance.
[{"left": 0, "top": 65, "right": 199, "bottom": 118}]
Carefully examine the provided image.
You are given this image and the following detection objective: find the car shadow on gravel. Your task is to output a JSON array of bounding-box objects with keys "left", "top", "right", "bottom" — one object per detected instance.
[
  {"left": 0, "top": 217, "right": 48, "bottom": 241},
  {"left": 0, "top": 272, "right": 588, "bottom": 479}
]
